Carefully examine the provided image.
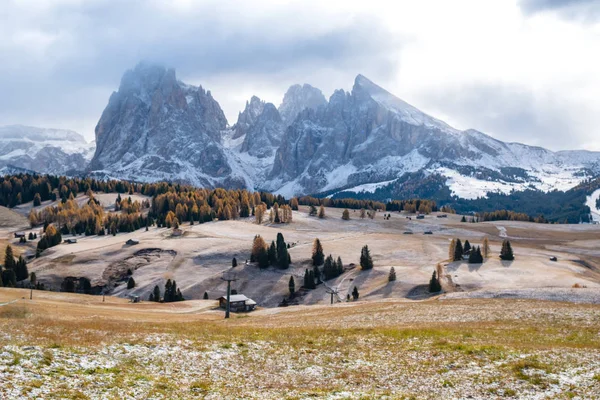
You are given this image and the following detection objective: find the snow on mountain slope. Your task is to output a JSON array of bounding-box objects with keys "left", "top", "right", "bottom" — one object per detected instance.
[
  {"left": 0, "top": 125, "right": 95, "bottom": 174},
  {"left": 585, "top": 189, "right": 600, "bottom": 222}
]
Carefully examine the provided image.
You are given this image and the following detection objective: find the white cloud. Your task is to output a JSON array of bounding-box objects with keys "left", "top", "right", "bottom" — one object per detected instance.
[{"left": 0, "top": 0, "right": 599, "bottom": 151}]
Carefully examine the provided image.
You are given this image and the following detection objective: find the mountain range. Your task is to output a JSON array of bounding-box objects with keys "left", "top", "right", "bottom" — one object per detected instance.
[{"left": 4, "top": 62, "right": 600, "bottom": 204}]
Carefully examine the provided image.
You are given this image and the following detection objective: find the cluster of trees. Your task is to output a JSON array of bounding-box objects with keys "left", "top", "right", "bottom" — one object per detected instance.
[
  {"left": 251, "top": 233, "right": 291, "bottom": 269},
  {"left": 386, "top": 199, "right": 438, "bottom": 214},
  {"left": 29, "top": 192, "right": 105, "bottom": 234},
  {"left": 36, "top": 225, "right": 62, "bottom": 256},
  {"left": 149, "top": 279, "right": 184, "bottom": 302},
  {"left": 323, "top": 255, "right": 344, "bottom": 281},
  {"left": 449, "top": 238, "right": 491, "bottom": 263},
  {"left": 303, "top": 269, "right": 317, "bottom": 289},
  {"left": 0, "top": 245, "right": 28, "bottom": 287},
  {"left": 298, "top": 196, "right": 385, "bottom": 211},
  {"left": 269, "top": 203, "right": 293, "bottom": 224},
  {"left": 475, "top": 210, "right": 535, "bottom": 223}
]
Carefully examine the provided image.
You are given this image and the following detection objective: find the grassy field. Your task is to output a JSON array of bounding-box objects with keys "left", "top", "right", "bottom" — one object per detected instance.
[{"left": 1, "top": 288, "right": 599, "bottom": 399}]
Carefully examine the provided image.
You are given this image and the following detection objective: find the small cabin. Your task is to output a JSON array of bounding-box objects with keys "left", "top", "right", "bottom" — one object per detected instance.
[
  {"left": 218, "top": 294, "right": 257, "bottom": 312},
  {"left": 14, "top": 232, "right": 26, "bottom": 238},
  {"left": 129, "top": 295, "right": 140, "bottom": 303},
  {"left": 126, "top": 239, "right": 139, "bottom": 245},
  {"left": 64, "top": 238, "right": 78, "bottom": 244}
]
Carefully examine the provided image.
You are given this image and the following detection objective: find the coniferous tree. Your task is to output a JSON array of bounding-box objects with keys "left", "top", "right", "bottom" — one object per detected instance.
[
  {"left": 289, "top": 275, "right": 295, "bottom": 296},
  {"left": 453, "top": 239, "right": 464, "bottom": 261},
  {"left": 303, "top": 269, "right": 309, "bottom": 289},
  {"left": 15, "top": 256, "right": 28, "bottom": 281},
  {"left": 463, "top": 240, "right": 471, "bottom": 255},
  {"left": 461, "top": 215, "right": 467, "bottom": 222},
  {"left": 482, "top": 237, "right": 490, "bottom": 259},
  {"left": 309, "top": 205, "right": 317, "bottom": 216},
  {"left": 276, "top": 232, "right": 290, "bottom": 269},
  {"left": 360, "top": 245, "right": 373, "bottom": 270},
  {"left": 152, "top": 285, "right": 161, "bottom": 302},
  {"left": 336, "top": 256, "right": 344, "bottom": 276},
  {"left": 203, "top": 291, "right": 209, "bottom": 300},
  {"left": 318, "top": 205, "right": 326, "bottom": 219},
  {"left": 4, "top": 245, "right": 15, "bottom": 271},
  {"left": 448, "top": 238, "right": 456, "bottom": 260},
  {"left": 429, "top": 271, "right": 442, "bottom": 292},
  {"left": 268, "top": 241, "right": 277, "bottom": 266},
  {"left": 232, "top": 257, "right": 238, "bottom": 268},
  {"left": 388, "top": 266, "right": 397, "bottom": 282},
  {"left": 127, "top": 277, "right": 135, "bottom": 289},
  {"left": 352, "top": 286, "right": 359, "bottom": 300},
  {"left": 312, "top": 238, "right": 324, "bottom": 266},
  {"left": 323, "top": 255, "right": 334, "bottom": 280},
  {"left": 342, "top": 209, "right": 350, "bottom": 220},
  {"left": 313, "top": 264, "right": 321, "bottom": 284},
  {"left": 500, "top": 239, "right": 515, "bottom": 261}
]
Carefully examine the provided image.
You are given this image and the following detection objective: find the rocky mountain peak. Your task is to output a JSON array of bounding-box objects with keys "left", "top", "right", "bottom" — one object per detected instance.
[
  {"left": 278, "top": 83, "right": 327, "bottom": 125},
  {"left": 232, "top": 96, "right": 266, "bottom": 139}
]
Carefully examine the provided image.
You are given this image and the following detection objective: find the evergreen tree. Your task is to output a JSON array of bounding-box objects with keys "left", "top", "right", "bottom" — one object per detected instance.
[
  {"left": 289, "top": 276, "right": 295, "bottom": 296},
  {"left": 2, "top": 269, "right": 16, "bottom": 287},
  {"left": 318, "top": 205, "right": 326, "bottom": 219},
  {"left": 313, "top": 264, "right": 321, "bottom": 284},
  {"left": 152, "top": 285, "right": 161, "bottom": 302},
  {"left": 323, "top": 255, "right": 334, "bottom": 280},
  {"left": 303, "top": 269, "right": 309, "bottom": 289},
  {"left": 453, "top": 239, "right": 464, "bottom": 261},
  {"left": 308, "top": 270, "right": 316, "bottom": 289},
  {"left": 29, "top": 272, "right": 36, "bottom": 287},
  {"left": 28, "top": 232, "right": 34, "bottom": 240},
  {"left": 500, "top": 239, "right": 515, "bottom": 261},
  {"left": 336, "top": 256, "right": 344, "bottom": 276},
  {"left": 203, "top": 291, "right": 209, "bottom": 300},
  {"left": 388, "top": 266, "right": 396, "bottom": 282},
  {"left": 268, "top": 241, "right": 277, "bottom": 266},
  {"left": 342, "top": 209, "right": 350, "bottom": 220},
  {"left": 257, "top": 245, "right": 269, "bottom": 269},
  {"left": 482, "top": 237, "right": 490, "bottom": 259},
  {"left": 127, "top": 277, "right": 135, "bottom": 289},
  {"left": 429, "top": 271, "right": 442, "bottom": 292},
  {"left": 4, "top": 245, "right": 15, "bottom": 271},
  {"left": 352, "top": 286, "right": 359, "bottom": 300},
  {"left": 360, "top": 245, "right": 373, "bottom": 270},
  {"left": 309, "top": 205, "right": 317, "bottom": 216},
  {"left": 15, "top": 256, "right": 28, "bottom": 281},
  {"left": 461, "top": 215, "right": 467, "bottom": 222},
  {"left": 232, "top": 257, "right": 238, "bottom": 268},
  {"left": 463, "top": 240, "right": 471, "bottom": 254},
  {"left": 312, "top": 238, "right": 324, "bottom": 266},
  {"left": 276, "top": 232, "right": 290, "bottom": 269}
]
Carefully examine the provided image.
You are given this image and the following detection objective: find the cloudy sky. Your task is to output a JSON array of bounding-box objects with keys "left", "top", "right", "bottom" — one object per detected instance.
[{"left": 1, "top": 0, "right": 600, "bottom": 150}]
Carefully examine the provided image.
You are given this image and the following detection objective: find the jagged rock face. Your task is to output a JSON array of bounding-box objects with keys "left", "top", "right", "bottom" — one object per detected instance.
[
  {"left": 0, "top": 125, "right": 94, "bottom": 175},
  {"left": 268, "top": 75, "right": 600, "bottom": 196},
  {"left": 89, "top": 63, "right": 242, "bottom": 187},
  {"left": 278, "top": 84, "right": 327, "bottom": 126},
  {"left": 232, "top": 96, "right": 265, "bottom": 140},
  {"left": 239, "top": 103, "right": 284, "bottom": 158}
]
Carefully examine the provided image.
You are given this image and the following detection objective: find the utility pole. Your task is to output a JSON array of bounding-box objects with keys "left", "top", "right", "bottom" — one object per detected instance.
[
  {"left": 325, "top": 287, "right": 338, "bottom": 305},
  {"left": 221, "top": 272, "right": 238, "bottom": 319}
]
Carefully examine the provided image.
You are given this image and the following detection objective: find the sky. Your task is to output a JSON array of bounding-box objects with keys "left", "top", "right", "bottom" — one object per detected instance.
[{"left": 1, "top": 0, "right": 600, "bottom": 151}]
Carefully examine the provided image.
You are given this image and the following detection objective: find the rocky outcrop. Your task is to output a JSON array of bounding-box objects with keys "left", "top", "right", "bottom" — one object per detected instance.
[
  {"left": 88, "top": 62, "right": 244, "bottom": 187},
  {"left": 278, "top": 84, "right": 327, "bottom": 126}
]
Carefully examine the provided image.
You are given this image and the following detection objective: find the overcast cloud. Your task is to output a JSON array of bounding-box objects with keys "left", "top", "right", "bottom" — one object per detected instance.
[{"left": 1, "top": 0, "right": 599, "bottom": 151}]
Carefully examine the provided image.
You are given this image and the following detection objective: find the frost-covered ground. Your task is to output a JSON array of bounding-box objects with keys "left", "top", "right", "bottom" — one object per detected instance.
[{"left": 1, "top": 294, "right": 600, "bottom": 399}]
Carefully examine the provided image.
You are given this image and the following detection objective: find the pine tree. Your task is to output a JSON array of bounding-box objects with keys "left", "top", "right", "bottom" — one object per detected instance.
[
  {"left": 352, "top": 286, "right": 359, "bottom": 300},
  {"left": 4, "top": 245, "right": 15, "bottom": 271},
  {"left": 289, "top": 276, "right": 295, "bottom": 296},
  {"left": 429, "top": 271, "right": 442, "bottom": 292},
  {"left": 232, "top": 257, "right": 238, "bottom": 268},
  {"left": 2, "top": 269, "right": 16, "bottom": 287},
  {"left": 303, "top": 269, "right": 309, "bottom": 289},
  {"left": 15, "top": 256, "right": 28, "bottom": 281},
  {"left": 482, "top": 237, "right": 490, "bottom": 259},
  {"left": 268, "top": 241, "right": 277, "bottom": 266},
  {"left": 257, "top": 245, "right": 269, "bottom": 269},
  {"left": 152, "top": 285, "right": 161, "bottom": 302},
  {"left": 463, "top": 240, "right": 471, "bottom": 255},
  {"left": 318, "top": 205, "right": 325, "bottom": 219},
  {"left": 360, "top": 245, "right": 373, "bottom": 270},
  {"left": 251, "top": 235, "right": 267, "bottom": 263},
  {"left": 461, "top": 215, "right": 467, "bottom": 222},
  {"left": 313, "top": 264, "right": 321, "bottom": 284},
  {"left": 312, "top": 238, "right": 324, "bottom": 266},
  {"left": 342, "top": 209, "right": 350, "bottom": 220},
  {"left": 448, "top": 238, "right": 456, "bottom": 260},
  {"left": 500, "top": 239, "right": 515, "bottom": 261},
  {"left": 323, "top": 255, "right": 334, "bottom": 280},
  {"left": 127, "top": 277, "right": 135, "bottom": 289},
  {"left": 276, "top": 232, "right": 290, "bottom": 269},
  {"left": 336, "top": 256, "right": 344, "bottom": 276},
  {"left": 203, "top": 291, "right": 209, "bottom": 300},
  {"left": 453, "top": 239, "right": 464, "bottom": 261},
  {"left": 388, "top": 266, "right": 396, "bottom": 282}
]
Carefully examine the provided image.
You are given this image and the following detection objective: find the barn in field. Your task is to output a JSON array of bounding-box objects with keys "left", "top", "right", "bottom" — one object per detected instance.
[{"left": 217, "top": 294, "right": 257, "bottom": 312}]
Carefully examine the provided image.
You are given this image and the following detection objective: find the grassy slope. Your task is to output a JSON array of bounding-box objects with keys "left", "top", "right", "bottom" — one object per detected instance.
[{"left": 0, "top": 288, "right": 599, "bottom": 399}]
